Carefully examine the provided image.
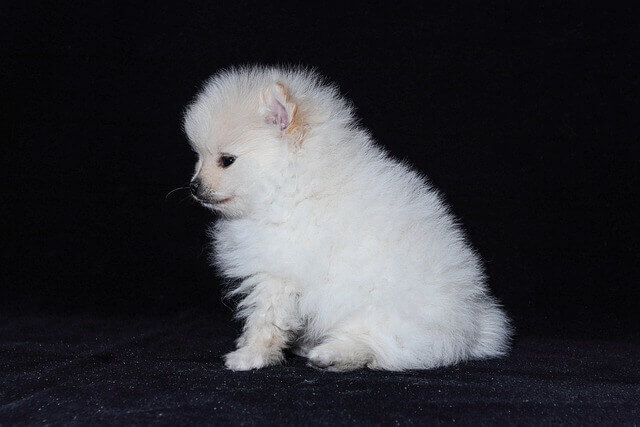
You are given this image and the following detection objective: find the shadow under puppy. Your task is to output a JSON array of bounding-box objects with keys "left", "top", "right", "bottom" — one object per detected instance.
[{"left": 184, "top": 66, "right": 511, "bottom": 371}]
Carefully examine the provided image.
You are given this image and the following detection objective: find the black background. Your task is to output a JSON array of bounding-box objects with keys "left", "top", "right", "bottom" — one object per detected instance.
[{"left": 2, "top": 2, "right": 638, "bottom": 340}]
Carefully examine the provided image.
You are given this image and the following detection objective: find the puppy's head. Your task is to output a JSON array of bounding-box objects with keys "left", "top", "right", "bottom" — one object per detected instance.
[{"left": 184, "top": 71, "right": 305, "bottom": 218}]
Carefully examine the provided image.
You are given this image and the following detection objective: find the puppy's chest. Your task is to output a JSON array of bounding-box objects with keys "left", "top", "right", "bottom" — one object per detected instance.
[{"left": 216, "top": 219, "right": 329, "bottom": 280}]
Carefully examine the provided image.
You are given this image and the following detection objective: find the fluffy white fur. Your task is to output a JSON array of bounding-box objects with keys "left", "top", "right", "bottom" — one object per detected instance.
[{"left": 184, "top": 66, "right": 511, "bottom": 371}]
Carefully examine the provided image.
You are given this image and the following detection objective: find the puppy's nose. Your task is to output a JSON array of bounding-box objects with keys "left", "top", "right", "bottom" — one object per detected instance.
[{"left": 190, "top": 179, "right": 200, "bottom": 195}]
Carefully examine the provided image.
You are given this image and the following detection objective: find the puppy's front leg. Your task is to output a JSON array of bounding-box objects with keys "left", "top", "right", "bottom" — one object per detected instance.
[{"left": 224, "top": 277, "right": 300, "bottom": 371}]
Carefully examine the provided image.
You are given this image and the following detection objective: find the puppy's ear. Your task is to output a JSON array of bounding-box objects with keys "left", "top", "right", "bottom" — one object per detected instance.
[{"left": 260, "top": 82, "right": 304, "bottom": 143}]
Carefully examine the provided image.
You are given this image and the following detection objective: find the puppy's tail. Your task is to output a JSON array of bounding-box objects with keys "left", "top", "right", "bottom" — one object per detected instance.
[{"left": 471, "top": 300, "right": 513, "bottom": 359}]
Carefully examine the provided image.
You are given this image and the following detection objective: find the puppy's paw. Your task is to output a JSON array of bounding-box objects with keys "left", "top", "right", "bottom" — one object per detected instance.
[
  {"left": 224, "top": 347, "right": 282, "bottom": 371},
  {"left": 307, "top": 341, "right": 369, "bottom": 372}
]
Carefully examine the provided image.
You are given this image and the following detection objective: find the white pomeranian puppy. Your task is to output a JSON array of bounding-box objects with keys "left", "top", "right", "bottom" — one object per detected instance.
[{"left": 184, "top": 66, "right": 511, "bottom": 371}]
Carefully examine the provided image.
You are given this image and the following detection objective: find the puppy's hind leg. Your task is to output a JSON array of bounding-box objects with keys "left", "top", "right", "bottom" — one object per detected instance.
[
  {"left": 307, "top": 333, "right": 374, "bottom": 372},
  {"left": 290, "top": 337, "right": 314, "bottom": 358},
  {"left": 224, "top": 276, "right": 301, "bottom": 371}
]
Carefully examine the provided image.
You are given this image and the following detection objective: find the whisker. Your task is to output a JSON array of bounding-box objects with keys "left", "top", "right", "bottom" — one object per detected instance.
[{"left": 165, "top": 186, "right": 189, "bottom": 200}]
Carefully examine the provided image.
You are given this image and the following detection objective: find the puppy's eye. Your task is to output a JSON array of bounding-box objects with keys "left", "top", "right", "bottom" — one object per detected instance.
[{"left": 219, "top": 155, "right": 236, "bottom": 168}]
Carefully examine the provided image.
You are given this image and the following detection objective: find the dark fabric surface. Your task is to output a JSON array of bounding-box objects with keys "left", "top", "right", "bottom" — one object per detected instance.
[{"left": 1, "top": 312, "right": 638, "bottom": 425}]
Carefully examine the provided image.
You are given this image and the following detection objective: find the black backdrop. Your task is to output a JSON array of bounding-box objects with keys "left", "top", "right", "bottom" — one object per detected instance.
[{"left": 2, "top": 2, "right": 638, "bottom": 341}]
